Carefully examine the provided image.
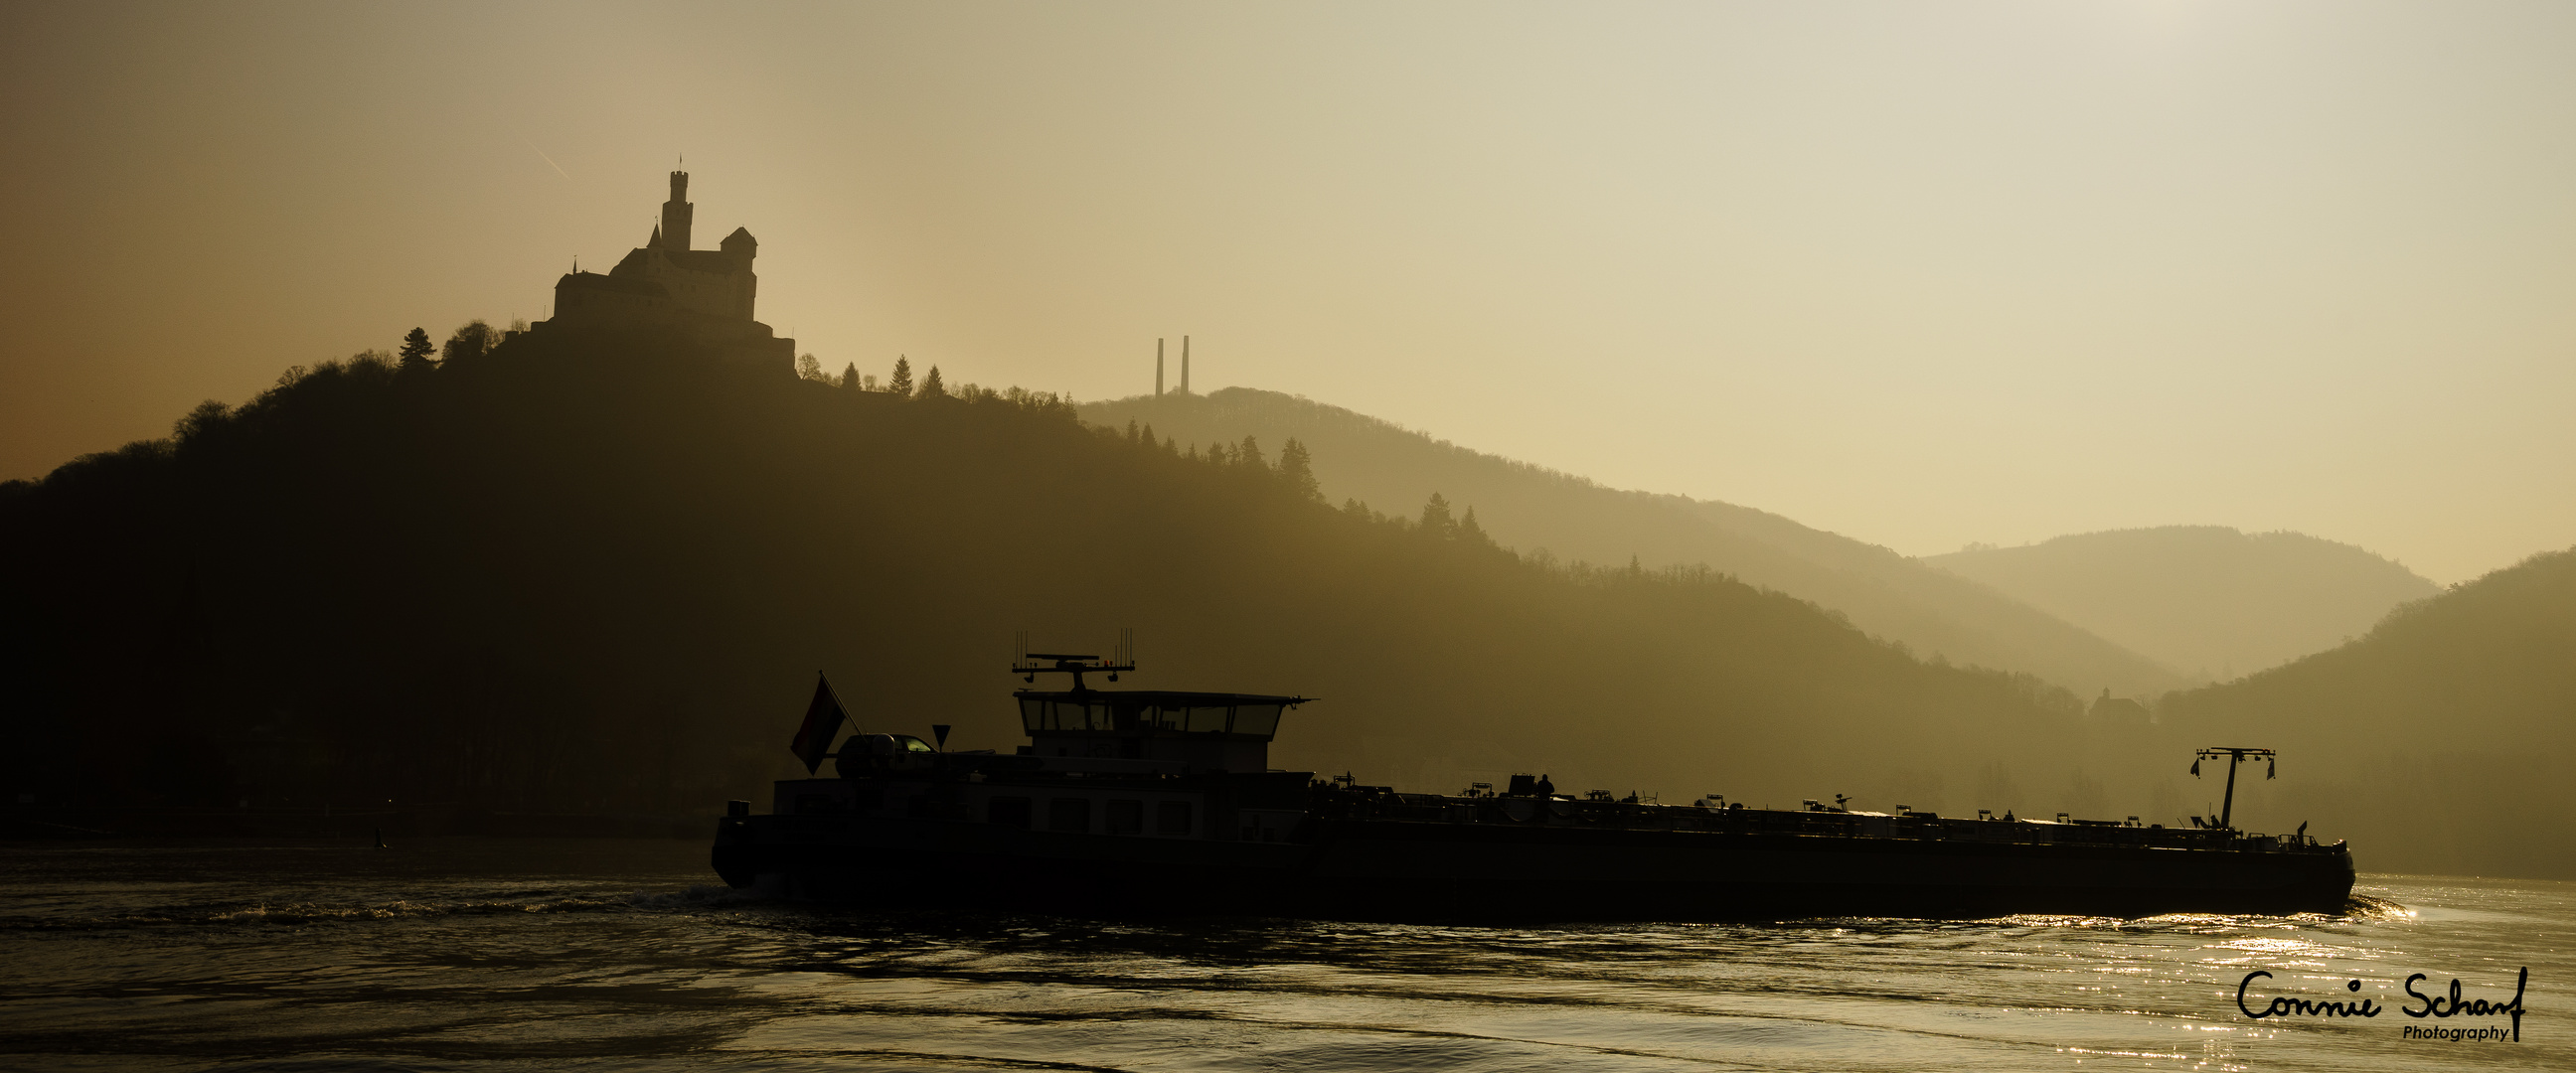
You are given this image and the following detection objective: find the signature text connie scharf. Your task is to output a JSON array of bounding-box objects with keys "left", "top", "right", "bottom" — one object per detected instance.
[{"left": 2234, "top": 968, "right": 2528, "bottom": 1041}]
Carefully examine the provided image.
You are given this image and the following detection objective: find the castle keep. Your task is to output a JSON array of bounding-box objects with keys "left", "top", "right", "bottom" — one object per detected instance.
[{"left": 533, "top": 172, "right": 795, "bottom": 370}]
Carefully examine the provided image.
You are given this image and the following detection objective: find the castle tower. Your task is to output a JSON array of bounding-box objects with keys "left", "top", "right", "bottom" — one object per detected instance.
[
  {"left": 719, "top": 227, "right": 759, "bottom": 319},
  {"left": 660, "top": 171, "right": 694, "bottom": 250}
]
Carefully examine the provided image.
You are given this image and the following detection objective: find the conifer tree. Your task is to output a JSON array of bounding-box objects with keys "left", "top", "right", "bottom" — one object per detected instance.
[
  {"left": 1420, "top": 493, "right": 1456, "bottom": 538},
  {"left": 920, "top": 365, "right": 947, "bottom": 398},
  {"left": 889, "top": 357, "right": 913, "bottom": 397},
  {"left": 397, "top": 328, "right": 435, "bottom": 370},
  {"left": 1126, "top": 419, "right": 1140, "bottom": 443},
  {"left": 842, "top": 363, "right": 862, "bottom": 389},
  {"left": 1278, "top": 437, "right": 1322, "bottom": 502},
  {"left": 1459, "top": 506, "right": 1492, "bottom": 546},
  {"left": 1236, "top": 435, "right": 1264, "bottom": 469}
]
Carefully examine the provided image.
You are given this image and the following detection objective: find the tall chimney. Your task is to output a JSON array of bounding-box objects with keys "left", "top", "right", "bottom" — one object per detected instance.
[
  {"left": 1156, "top": 339, "right": 1165, "bottom": 396},
  {"left": 1182, "top": 335, "right": 1190, "bottom": 394},
  {"left": 661, "top": 171, "right": 694, "bottom": 251}
]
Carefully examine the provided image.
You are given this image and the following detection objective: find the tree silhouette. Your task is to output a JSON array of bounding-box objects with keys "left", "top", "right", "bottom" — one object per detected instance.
[
  {"left": 441, "top": 321, "right": 498, "bottom": 364},
  {"left": 398, "top": 328, "right": 435, "bottom": 370},
  {"left": 1460, "top": 505, "right": 1492, "bottom": 546},
  {"left": 1421, "top": 493, "right": 1456, "bottom": 538},
  {"left": 889, "top": 357, "right": 913, "bottom": 397},
  {"left": 174, "top": 399, "right": 231, "bottom": 442},
  {"left": 1279, "top": 437, "right": 1321, "bottom": 502},
  {"left": 920, "top": 365, "right": 947, "bottom": 398},
  {"left": 841, "top": 363, "right": 862, "bottom": 389}
]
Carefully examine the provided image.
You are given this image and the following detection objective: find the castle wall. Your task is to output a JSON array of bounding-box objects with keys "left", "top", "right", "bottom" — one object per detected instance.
[
  {"left": 539, "top": 286, "right": 793, "bottom": 373},
  {"left": 610, "top": 249, "right": 754, "bottom": 321}
]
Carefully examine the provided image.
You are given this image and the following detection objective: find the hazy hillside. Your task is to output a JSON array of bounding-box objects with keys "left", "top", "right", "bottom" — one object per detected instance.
[
  {"left": 2160, "top": 547, "right": 2576, "bottom": 876},
  {"left": 1080, "top": 388, "right": 2185, "bottom": 695},
  {"left": 6, "top": 337, "right": 2561, "bottom": 876},
  {"left": 2, "top": 331, "right": 2133, "bottom": 829},
  {"left": 1926, "top": 527, "right": 2442, "bottom": 679}
]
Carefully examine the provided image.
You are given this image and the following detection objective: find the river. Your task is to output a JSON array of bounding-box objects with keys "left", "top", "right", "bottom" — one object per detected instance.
[{"left": 1, "top": 838, "right": 2562, "bottom": 1070}]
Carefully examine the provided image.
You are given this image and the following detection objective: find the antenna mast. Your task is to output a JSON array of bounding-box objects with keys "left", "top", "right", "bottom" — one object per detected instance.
[
  {"left": 1013, "top": 629, "right": 1136, "bottom": 691},
  {"left": 2189, "top": 747, "right": 2277, "bottom": 831}
]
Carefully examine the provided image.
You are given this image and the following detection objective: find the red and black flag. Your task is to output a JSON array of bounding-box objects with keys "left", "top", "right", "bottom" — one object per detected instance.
[{"left": 790, "top": 673, "right": 851, "bottom": 774}]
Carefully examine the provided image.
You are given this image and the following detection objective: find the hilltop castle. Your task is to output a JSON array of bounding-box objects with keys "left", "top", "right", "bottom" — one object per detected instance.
[{"left": 530, "top": 171, "right": 795, "bottom": 371}]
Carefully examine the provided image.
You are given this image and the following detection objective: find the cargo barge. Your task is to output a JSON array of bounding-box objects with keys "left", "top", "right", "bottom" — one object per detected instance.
[{"left": 711, "top": 648, "right": 2355, "bottom": 920}]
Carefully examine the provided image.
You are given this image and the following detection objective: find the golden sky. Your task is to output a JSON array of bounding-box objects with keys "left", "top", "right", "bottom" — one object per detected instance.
[{"left": 4, "top": 1, "right": 2571, "bottom": 582}]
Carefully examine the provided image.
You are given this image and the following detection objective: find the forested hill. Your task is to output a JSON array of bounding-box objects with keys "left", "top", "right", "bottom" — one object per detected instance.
[
  {"left": 1079, "top": 388, "right": 2184, "bottom": 696},
  {"left": 2, "top": 330, "right": 2133, "bottom": 826},
  {"left": 1926, "top": 527, "right": 2441, "bottom": 680},
  {"left": 2160, "top": 547, "right": 2576, "bottom": 877}
]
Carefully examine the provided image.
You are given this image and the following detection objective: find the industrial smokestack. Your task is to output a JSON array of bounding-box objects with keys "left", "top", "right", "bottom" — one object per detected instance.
[{"left": 1182, "top": 335, "right": 1190, "bottom": 394}]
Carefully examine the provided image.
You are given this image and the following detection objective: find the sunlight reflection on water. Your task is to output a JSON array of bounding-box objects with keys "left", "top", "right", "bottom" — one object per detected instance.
[{"left": 0, "top": 841, "right": 2565, "bottom": 1071}]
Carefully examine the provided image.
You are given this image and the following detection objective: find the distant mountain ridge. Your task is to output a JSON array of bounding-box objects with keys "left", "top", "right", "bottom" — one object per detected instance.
[
  {"left": 1926, "top": 527, "right": 2441, "bottom": 680},
  {"left": 1078, "top": 388, "right": 2186, "bottom": 695},
  {"left": 2160, "top": 545, "right": 2576, "bottom": 876}
]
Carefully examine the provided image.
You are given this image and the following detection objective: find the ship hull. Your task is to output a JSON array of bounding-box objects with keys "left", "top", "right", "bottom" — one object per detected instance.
[{"left": 712, "top": 812, "right": 2356, "bottom": 921}]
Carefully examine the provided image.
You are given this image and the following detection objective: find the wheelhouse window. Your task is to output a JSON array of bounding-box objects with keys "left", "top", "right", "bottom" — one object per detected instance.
[
  {"left": 1230, "top": 704, "right": 1283, "bottom": 737},
  {"left": 1015, "top": 692, "right": 1300, "bottom": 739},
  {"left": 1020, "top": 699, "right": 1112, "bottom": 732}
]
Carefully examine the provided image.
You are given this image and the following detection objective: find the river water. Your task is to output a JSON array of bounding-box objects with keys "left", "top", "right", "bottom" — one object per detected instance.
[{"left": 0, "top": 838, "right": 2563, "bottom": 1071}]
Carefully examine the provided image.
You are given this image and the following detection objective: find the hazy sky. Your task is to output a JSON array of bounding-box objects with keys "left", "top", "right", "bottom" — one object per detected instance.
[{"left": 6, "top": 1, "right": 2572, "bottom": 583}]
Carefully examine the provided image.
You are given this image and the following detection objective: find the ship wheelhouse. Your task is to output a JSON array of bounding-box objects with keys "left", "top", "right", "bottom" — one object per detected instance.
[{"left": 1015, "top": 690, "right": 1301, "bottom": 774}]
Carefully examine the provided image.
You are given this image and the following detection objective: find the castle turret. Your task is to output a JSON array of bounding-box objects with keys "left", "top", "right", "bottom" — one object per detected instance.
[
  {"left": 721, "top": 226, "right": 757, "bottom": 264},
  {"left": 660, "top": 171, "right": 694, "bottom": 250}
]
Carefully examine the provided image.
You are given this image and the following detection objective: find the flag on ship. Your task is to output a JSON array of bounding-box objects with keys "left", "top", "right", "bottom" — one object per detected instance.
[{"left": 790, "top": 674, "right": 850, "bottom": 774}]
